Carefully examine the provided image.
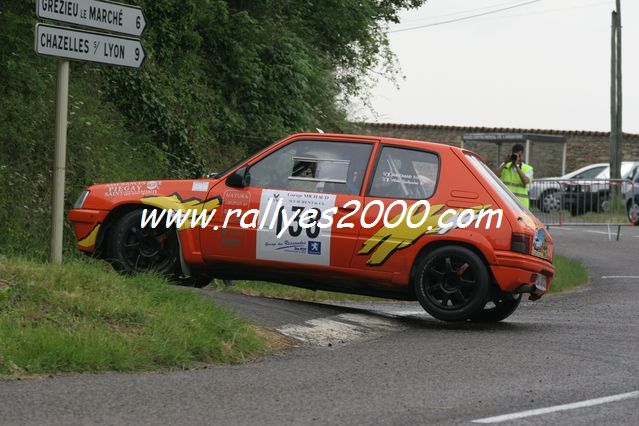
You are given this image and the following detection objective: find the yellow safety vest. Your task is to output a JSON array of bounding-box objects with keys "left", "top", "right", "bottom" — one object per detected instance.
[{"left": 501, "top": 162, "right": 533, "bottom": 208}]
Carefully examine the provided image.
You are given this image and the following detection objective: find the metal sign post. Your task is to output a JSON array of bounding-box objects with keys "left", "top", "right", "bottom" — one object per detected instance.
[
  {"left": 50, "top": 60, "right": 70, "bottom": 263},
  {"left": 35, "top": 0, "right": 146, "bottom": 263}
]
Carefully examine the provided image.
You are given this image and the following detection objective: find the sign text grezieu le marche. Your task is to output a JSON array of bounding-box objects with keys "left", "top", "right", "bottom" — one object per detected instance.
[{"left": 37, "top": 0, "right": 147, "bottom": 37}]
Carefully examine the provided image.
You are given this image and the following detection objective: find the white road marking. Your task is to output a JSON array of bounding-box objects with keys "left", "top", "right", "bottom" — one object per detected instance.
[
  {"left": 472, "top": 391, "right": 639, "bottom": 424},
  {"left": 601, "top": 276, "right": 639, "bottom": 279},
  {"left": 276, "top": 313, "right": 404, "bottom": 346},
  {"left": 383, "top": 310, "right": 428, "bottom": 317}
]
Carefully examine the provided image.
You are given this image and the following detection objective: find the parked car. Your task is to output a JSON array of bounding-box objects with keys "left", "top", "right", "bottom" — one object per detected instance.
[
  {"left": 530, "top": 163, "right": 607, "bottom": 212},
  {"left": 69, "top": 133, "right": 555, "bottom": 322},
  {"left": 562, "top": 161, "right": 639, "bottom": 215},
  {"left": 624, "top": 168, "right": 639, "bottom": 225}
]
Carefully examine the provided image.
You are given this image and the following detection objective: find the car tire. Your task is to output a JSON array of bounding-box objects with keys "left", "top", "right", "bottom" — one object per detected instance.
[
  {"left": 469, "top": 294, "right": 521, "bottom": 322},
  {"left": 109, "top": 209, "right": 181, "bottom": 278},
  {"left": 413, "top": 246, "right": 490, "bottom": 322},
  {"left": 628, "top": 199, "right": 639, "bottom": 226},
  {"left": 539, "top": 190, "right": 561, "bottom": 213}
]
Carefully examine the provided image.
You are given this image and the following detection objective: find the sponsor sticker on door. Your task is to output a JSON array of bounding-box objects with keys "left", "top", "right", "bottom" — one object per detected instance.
[{"left": 256, "top": 190, "right": 335, "bottom": 266}]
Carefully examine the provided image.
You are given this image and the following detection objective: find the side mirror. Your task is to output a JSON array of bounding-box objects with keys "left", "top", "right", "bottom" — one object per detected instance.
[{"left": 226, "top": 166, "right": 250, "bottom": 188}]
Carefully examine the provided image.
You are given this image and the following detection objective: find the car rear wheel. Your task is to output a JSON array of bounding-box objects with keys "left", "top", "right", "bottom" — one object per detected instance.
[
  {"left": 413, "top": 246, "right": 490, "bottom": 322},
  {"left": 110, "top": 209, "right": 180, "bottom": 277},
  {"left": 470, "top": 294, "right": 521, "bottom": 322}
]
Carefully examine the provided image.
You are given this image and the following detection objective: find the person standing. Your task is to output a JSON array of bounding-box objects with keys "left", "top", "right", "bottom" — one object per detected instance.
[{"left": 495, "top": 144, "right": 534, "bottom": 208}]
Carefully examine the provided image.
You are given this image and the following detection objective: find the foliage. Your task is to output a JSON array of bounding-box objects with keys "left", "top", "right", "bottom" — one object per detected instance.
[{"left": 0, "top": 0, "right": 426, "bottom": 258}]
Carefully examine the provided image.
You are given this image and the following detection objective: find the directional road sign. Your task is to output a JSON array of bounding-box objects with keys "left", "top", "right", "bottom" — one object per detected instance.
[
  {"left": 35, "top": 23, "right": 146, "bottom": 68},
  {"left": 36, "top": 0, "right": 147, "bottom": 37}
]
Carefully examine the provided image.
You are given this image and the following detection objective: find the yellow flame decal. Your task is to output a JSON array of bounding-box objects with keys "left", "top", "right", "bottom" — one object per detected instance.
[
  {"left": 78, "top": 224, "right": 101, "bottom": 249},
  {"left": 359, "top": 204, "right": 491, "bottom": 266}
]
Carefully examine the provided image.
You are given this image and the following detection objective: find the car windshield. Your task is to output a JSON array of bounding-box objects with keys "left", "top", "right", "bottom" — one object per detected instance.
[
  {"left": 597, "top": 163, "right": 636, "bottom": 179},
  {"left": 465, "top": 153, "right": 527, "bottom": 214}
]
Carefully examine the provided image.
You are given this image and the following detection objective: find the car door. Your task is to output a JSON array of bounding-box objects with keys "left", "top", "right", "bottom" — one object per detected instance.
[
  {"left": 352, "top": 145, "right": 441, "bottom": 276},
  {"left": 200, "top": 138, "right": 375, "bottom": 272}
]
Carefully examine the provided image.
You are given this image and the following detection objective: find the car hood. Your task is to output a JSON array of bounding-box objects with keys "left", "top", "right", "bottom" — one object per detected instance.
[{"left": 81, "top": 179, "right": 220, "bottom": 210}]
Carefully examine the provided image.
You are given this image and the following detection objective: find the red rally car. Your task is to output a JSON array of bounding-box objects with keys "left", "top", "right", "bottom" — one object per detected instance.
[{"left": 69, "top": 133, "right": 555, "bottom": 322}]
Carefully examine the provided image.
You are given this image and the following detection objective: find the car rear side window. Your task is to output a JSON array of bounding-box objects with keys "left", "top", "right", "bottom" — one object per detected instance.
[
  {"left": 368, "top": 146, "right": 439, "bottom": 199},
  {"left": 466, "top": 153, "right": 526, "bottom": 213},
  {"left": 248, "top": 140, "right": 373, "bottom": 195}
]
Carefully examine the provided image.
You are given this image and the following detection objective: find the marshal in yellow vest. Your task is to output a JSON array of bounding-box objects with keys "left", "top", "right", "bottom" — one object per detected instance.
[{"left": 501, "top": 162, "right": 533, "bottom": 208}]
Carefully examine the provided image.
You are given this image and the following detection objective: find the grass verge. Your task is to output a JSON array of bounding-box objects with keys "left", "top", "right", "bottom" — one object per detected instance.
[
  {"left": 0, "top": 258, "right": 287, "bottom": 377},
  {"left": 215, "top": 254, "right": 587, "bottom": 300},
  {"left": 549, "top": 254, "right": 589, "bottom": 293}
]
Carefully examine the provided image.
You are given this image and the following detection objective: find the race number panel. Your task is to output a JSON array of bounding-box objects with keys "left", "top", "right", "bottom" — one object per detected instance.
[{"left": 257, "top": 190, "right": 335, "bottom": 266}]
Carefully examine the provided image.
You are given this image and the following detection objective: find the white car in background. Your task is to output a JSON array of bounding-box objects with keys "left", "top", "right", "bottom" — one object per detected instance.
[
  {"left": 624, "top": 168, "right": 639, "bottom": 225},
  {"left": 561, "top": 161, "right": 639, "bottom": 215},
  {"left": 531, "top": 162, "right": 639, "bottom": 213},
  {"left": 530, "top": 163, "right": 608, "bottom": 212}
]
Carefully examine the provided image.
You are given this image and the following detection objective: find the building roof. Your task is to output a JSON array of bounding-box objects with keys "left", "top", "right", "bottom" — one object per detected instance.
[{"left": 363, "top": 122, "right": 639, "bottom": 139}]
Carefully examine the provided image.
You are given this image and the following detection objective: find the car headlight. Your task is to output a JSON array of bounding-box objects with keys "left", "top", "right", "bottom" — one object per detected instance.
[{"left": 74, "top": 190, "right": 90, "bottom": 209}]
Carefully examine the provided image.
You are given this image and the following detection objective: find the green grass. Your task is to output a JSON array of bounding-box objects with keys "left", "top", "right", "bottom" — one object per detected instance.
[
  {"left": 215, "top": 280, "right": 384, "bottom": 302},
  {"left": 214, "top": 254, "right": 588, "bottom": 301},
  {"left": 549, "top": 254, "right": 589, "bottom": 293},
  {"left": 0, "top": 258, "right": 287, "bottom": 377}
]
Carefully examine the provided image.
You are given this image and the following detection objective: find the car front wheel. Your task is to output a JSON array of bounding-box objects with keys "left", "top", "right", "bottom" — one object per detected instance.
[
  {"left": 109, "top": 209, "right": 180, "bottom": 277},
  {"left": 413, "top": 246, "right": 490, "bottom": 322},
  {"left": 540, "top": 190, "right": 561, "bottom": 212}
]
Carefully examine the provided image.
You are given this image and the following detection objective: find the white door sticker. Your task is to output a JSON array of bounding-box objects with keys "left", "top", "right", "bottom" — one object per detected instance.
[{"left": 257, "top": 190, "right": 336, "bottom": 266}]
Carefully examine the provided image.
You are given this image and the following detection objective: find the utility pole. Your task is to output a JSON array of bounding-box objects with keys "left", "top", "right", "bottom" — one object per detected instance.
[{"left": 610, "top": 1, "right": 622, "bottom": 184}]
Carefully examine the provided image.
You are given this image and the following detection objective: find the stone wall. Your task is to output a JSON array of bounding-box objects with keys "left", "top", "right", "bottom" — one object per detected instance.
[{"left": 359, "top": 123, "right": 639, "bottom": 178}]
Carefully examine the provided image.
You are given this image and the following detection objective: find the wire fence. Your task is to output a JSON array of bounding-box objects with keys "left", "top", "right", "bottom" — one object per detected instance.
[{"left": 529, "top": 178, "right": 636, "bottom": 230}]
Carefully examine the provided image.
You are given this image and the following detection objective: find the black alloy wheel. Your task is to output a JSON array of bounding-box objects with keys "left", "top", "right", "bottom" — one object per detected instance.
[
  {"left": 110, "top": 209, "right": 180, "bottom": 277},
  {"left": 414, "top": 246, "right": 490, "bottom": 322},
  {"left": 470, "top": 294, "right": 522, "bottom": 322}
]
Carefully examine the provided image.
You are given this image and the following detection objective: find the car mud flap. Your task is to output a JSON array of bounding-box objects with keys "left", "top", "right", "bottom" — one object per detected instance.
[{"left": 175, "top": 230, "right": 191, "bottom": 278}]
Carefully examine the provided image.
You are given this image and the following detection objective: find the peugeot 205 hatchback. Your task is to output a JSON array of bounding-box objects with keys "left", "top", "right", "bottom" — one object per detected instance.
[{"left": 69, "top": 133, "right": 555, "bottom": 322}]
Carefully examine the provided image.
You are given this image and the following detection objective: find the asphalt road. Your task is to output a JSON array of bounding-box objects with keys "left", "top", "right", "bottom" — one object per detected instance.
[{"left": 2, "top": 226, "right": 639, "bottom": 425}]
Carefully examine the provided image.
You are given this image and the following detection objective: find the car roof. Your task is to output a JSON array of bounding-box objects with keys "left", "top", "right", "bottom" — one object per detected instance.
[{"left": 289, "top": 133, "right": 454, "bottom": 151}]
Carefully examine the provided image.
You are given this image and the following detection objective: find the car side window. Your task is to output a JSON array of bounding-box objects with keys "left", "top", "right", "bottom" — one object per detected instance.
[
  {"left": 247, "top": 140, "right": 373, "bottom": 195},
  {"left": 368, "top": 146, "right": 439, "bottom": 200},
  {"left": 574, "top": 166, "right": 606, "bottom": 179}
]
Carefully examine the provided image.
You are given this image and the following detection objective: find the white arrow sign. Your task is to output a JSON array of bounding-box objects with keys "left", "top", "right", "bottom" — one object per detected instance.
[
  {"left": 35, "top": 23, "right": 146, "bottom": 68},
  {"left": 36, "top": 0, "right": 147, "bottom": 37}
]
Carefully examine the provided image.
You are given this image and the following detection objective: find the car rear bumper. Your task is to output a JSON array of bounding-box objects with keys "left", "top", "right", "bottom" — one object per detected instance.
[{"left": 491, "top": 251, "right": 555, "bottom": 299}]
